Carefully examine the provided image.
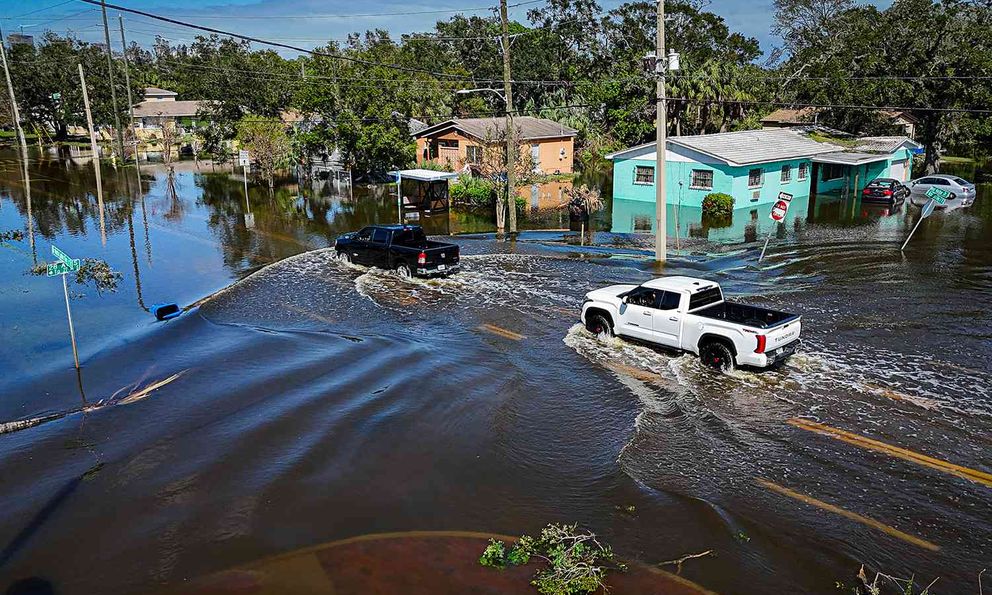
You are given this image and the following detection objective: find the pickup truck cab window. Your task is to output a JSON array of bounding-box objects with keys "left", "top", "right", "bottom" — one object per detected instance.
[
  {"left": 656, "top": 291, "right": 681, "bottom": 310},
  {"left": 688, "top": 287, "right": 722, "bottom": 311},
  {"left": 356, "top": 228, "right": 372, "bottom": 242},
  {"left": 371, "top": 228, "right": 390, "bottom": 244},
  {"left": 393, "top": 228, "right": 428, "bottom": 247},
  {"left": 625, "top": 288, "right": 658, "bottom": 307}
]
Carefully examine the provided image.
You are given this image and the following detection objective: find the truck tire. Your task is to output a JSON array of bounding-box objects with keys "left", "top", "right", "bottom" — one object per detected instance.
[
  {"left": 586, "top": 313, "right": 613, "bottom": 337},
  {"left": 338, "top": 251, "right": 352, "bottom": 264},
  {"left": 699, "top": 340, "right": 734, "bottom": 372},
  {"left": 395, "top": 262, "right": 412, "bottom": 278}
]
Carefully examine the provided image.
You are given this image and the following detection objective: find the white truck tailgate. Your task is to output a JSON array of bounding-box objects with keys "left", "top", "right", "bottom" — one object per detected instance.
[{"left": 765, "top": 318, "right": 801, "bottom": 351}]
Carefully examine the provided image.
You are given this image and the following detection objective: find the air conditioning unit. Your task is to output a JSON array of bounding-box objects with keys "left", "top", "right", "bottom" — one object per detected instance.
[{"left": 751, "top": 190, "right": 760, "bottom": 201}]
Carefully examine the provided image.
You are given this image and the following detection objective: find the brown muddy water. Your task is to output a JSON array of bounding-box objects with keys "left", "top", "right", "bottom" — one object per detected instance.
[{"left": 0, "top": 148, "right": 990, "bottom": 594}]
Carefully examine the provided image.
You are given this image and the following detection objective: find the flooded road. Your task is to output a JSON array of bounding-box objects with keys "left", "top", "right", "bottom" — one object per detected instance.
[{"left": 0, "top": 149, "right": 990, "bottom": 594}]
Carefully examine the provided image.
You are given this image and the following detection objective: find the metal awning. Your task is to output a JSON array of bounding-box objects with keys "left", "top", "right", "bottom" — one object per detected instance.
[
  {"left": 812, "top": 152, "right": 889, "bottom": 166},
  {"left": 389, "top": 169, "right": 460, "bottom": 182}
]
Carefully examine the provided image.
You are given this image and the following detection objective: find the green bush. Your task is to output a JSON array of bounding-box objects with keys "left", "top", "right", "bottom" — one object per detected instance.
[
  {"left": 450, "top": 175, "right": 496, "bottom": 209},
  {"left": 702, "top": 192, "right": 734, "bottom": 218}
]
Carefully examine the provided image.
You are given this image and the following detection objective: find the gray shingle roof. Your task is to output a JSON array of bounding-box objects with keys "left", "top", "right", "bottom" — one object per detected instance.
[
  {"left": 852, "top": 136, "right": 920, "bottom": 153},
  {"left": 414, "top": 116, "right": 578, "bottom": 141},
  {"left": 133, "top": 100, "right": 210, "bottom": 118},
  {"left": 669, "top": 128, "right": 840, "bottom": 166},
  {"left": 143, "top": 87, "right": 178, "bottom": 97}
]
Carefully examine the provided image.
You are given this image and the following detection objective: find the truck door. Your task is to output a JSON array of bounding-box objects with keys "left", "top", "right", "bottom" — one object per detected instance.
[
  {"left": 617, "top": 288, "right": 658, "bottom": 342},
  {"left": 650, "top": 290, "right": 682, "bottom": 347},
  {"left": 351, "top": 227, "right": 373, "bottom": 264},
  {"left": 370, "top": 228, "right": 391, "bottom": 268}
]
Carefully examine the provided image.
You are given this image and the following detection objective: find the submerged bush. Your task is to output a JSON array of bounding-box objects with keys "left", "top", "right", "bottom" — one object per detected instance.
[
  {"left": 479, "top": 523, "right": 626, "bottom": 595},
  {"left": 702, "top": 192, "right": 734, "bottom": 218},
  {"left": 450, "top": 175, "right": 496, "bottom": 209}
]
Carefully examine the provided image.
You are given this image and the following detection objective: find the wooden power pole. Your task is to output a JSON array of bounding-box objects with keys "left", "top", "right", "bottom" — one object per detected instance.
[
  {"left": 655, "top": 0, "right": 668, "bottom": 263},
  {"left": 100, "top": 0, "right": 125, "bottom": 162},
  {"left": 498, "top": 0, "right": 516, "bottom": 235}
]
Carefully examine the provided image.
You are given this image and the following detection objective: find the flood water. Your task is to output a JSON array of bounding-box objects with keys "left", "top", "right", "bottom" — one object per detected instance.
[{"left": 0, "top": 147, "right": 990, "bottom": 594}]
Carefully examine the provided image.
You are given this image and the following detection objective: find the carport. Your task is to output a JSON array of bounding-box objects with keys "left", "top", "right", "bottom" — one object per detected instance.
[
  {"left": 811, "top": 152, "right": 890, "bottom": 197},
  {"left": 389, "top": 169, "right": 460, "bottom": 218}
]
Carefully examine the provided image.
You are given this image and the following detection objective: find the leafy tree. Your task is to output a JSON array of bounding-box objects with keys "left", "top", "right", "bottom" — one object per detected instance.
[{"left": 236, "top": 117, "right": 291, "bottom": 188}]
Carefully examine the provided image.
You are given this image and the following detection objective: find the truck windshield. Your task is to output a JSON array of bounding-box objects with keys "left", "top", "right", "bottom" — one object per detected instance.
[
  {"left": 393, "top": 228, "right": 427, "bottom": 247},
  {"left": 688, "top": 287, "right": 722, "bottom": 310}
]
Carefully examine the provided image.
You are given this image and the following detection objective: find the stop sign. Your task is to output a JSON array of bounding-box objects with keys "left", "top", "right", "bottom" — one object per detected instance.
[{"left": 770, "top": 200, "right": 789, "bottom": 221}]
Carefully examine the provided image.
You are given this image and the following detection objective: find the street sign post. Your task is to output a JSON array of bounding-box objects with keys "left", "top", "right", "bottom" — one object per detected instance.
[
  {"left": 239, "top": 150, "right": 251, "bottom": 218},
  {"left": 902, "top": 194, "right": 941, "bottom": 251},
  {"left": 49, "top": 245, "right": 81, "bottom": 369},
  {"left": 760, "top": 192, "right": 793, "bottom": 262}
]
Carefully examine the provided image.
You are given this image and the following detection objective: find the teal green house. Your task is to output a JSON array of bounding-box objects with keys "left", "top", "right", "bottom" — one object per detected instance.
[{"left": 607, "top": 129, "right": 921, "bottom": 212}]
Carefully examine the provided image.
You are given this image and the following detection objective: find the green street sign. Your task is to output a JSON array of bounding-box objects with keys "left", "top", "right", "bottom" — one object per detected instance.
[
  {"left": 47, "top": 260, "right": 80, "bottom": 277},
  {"left": 52, "top": 245, "right": 76, "bottom": 267},
  {"left": 925, "top": 186, "right": 950, "bottom": 204}
]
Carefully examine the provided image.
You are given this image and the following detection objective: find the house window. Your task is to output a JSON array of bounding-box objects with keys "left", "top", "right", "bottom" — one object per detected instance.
[
  {"left": 634, "top": 165, "right": 655, "bottom": 185},
  {"left": 748, "top": 168, "right": 764, "bottom": 188},
  {"left": 821, "top": 163, "right": 845, "bottom": 181},
  {"left": 438, "top": 139, "right": 458, "bottom": 149},
  {"left": 466, "top": 145, "right": 482, "bottom": 164},
  {"left": 798, "top": 162, "right": 809, "bottom": 181},
  {"left": 780, "top": 165, "right": 791, "bottom": 182},
  {"left": 690, "top": 169, "right": 713, "bottom": 190}
]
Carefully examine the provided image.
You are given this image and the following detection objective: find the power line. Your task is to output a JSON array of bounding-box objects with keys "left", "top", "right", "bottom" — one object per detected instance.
[
  {"left": 76, "top": 0, "right": 487, "bottom": 81},
  {"left": 80, "top": 0, "right": 545, "bottom": 21},
  {"left": 2, "top": 0, "right": 77, "bottom": 20},
  {"left": 664, "top": 96, "right": 992, "bottom": 115}
]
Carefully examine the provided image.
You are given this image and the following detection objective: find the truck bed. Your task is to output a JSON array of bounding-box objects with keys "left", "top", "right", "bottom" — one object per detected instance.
[{"left": 694, "top": 301, "right": 798, "bottom": 329}]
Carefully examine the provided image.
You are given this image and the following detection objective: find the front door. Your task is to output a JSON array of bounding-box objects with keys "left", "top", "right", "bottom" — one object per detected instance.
[
  {"left": 617, "top": 288, "right": 658, "bottom": 341},
  {"left": 351, "top": 227, "right": 374, "bottom": 265},
  {"left": 531, "top": 144, "right": 541, "bottom": 173}
]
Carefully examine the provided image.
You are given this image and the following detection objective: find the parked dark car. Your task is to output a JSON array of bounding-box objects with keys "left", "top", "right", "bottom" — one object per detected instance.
[
  {"left": 861, "top": 178, "right": 910, "bottom": 204},
  {"left": 334, "top": 225, "right": 459, "bottom": 278}
]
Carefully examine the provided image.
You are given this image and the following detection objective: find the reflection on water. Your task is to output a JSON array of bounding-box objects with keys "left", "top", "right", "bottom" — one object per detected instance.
[{"left": 1, "top": 149, "right": 991, "bottom": 594}]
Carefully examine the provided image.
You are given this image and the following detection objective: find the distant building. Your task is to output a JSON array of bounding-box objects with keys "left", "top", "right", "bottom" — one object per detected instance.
[
  {"left": 606, "top": 128, "right": 921, "bottom": 213},
  {"left": 6, "top": 33, "right": 34, "bottom": 47},
  {"left": 132, "top": 87, "right": 209, "bottom": 132},
  {"left": 412, "top": 116, "right": 578, "bottom": 174},
  {"left": 761, "top": 107, "right": 917, "bottom": 139}
]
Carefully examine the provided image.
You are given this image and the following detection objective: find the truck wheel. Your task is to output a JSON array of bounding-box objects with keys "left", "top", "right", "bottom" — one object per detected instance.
[
  {"left": 338, "top": 251, "right": 351, "bottom": 264},
  {"left": 700, "top": 341, "right": 734, "bottom": 372},
  {"left": 586, "top": 313, "right": 613, "bottom": 337},
  {"left": 395, "top": 262, "right": 412, "bottom": 278}
]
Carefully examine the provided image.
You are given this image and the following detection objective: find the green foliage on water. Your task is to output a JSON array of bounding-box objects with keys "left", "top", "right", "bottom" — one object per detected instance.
[
  {"left": 479, "top": 523, "right": 626, "bottom": 595},
  {"left": 702, "top": 193, "right": 735, "bottom": 219}
]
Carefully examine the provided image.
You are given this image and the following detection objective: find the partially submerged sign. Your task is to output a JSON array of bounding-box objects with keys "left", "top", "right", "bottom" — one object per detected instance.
[
  {"left": 48, "top": 245, "right": 80, "bottom": 276},
  {"left": 925, "top": 186, "right": 949, "bottom": 204},
  {"left": 769, "top": 192, "right": 793, "bottom": 222}
]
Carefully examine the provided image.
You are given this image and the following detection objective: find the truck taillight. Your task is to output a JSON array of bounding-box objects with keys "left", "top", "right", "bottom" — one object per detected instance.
[
  {"left": 755, "top": 335, "right": 767, "bottom": 354},
  {"left": 417, "top": 251, "right": 426, "bottom": 265},
  {"left": 883, "top": 189, "right": 892, "bottom": 196}
]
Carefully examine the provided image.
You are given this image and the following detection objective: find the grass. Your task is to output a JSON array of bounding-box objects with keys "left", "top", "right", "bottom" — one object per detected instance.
[{"left": 941, "top": 155, "right": 975, "bottom": 164}]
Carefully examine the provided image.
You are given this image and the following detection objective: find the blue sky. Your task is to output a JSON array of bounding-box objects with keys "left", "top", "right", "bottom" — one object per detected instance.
[{"left": 2, "top": 0, "right": 781, "bottom": 56}]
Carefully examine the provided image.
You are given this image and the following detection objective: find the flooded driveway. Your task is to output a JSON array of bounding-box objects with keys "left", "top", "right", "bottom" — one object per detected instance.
[{"left": 0, "top": 149, "right": 989, "bottom": 593}]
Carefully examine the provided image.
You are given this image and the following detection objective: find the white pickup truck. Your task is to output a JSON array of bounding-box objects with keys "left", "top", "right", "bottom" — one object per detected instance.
[{"left": 580, "top": 276, "right": 801, "bottom": 370}]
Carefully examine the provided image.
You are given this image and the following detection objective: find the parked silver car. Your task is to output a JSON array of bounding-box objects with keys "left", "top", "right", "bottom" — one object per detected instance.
[{"left": 909, "top": 174, "right": 976, "bottom": 207}]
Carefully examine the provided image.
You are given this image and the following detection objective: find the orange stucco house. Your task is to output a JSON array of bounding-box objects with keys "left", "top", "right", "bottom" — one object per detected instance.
[{"left": 413, "top": 117, "right": 578, "bottom": 174}]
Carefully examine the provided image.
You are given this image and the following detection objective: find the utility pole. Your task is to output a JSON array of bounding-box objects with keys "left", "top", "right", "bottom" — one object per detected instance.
[
  {"left": 79, "top": 64, "right": 107, "bottom": 245},
  {"left": 498, "top": 0, "right": 516, "bottom": 235},
  {"left": 118, "top": 14, "right": 141, "bottom": 179},
  {"left": 654, "top": 0, "right": 668, "bottom": 263},
  {"left": 0, "top": 27, "right": 35, "bottom": 255},
  {"left": 100, "top": 0, "right": 125, "bottom": 163}
]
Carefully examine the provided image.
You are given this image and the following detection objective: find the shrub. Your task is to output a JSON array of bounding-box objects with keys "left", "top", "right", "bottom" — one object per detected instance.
[
  {"left": 702, "top": 192, "right": 734, "bottom": 218},
  {"left": 450, "top": 175, "right": 496, "bottom": 209}
]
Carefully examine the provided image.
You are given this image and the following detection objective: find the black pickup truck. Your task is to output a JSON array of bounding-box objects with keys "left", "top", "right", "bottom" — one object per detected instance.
[{"left": 334, "top": 225, "right": 460, "bottom": 278}]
